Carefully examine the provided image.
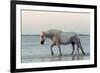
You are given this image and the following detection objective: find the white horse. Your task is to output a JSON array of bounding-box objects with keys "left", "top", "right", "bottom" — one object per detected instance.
[{"left": 40, "top": 29, "right": 85, "bottom": 56}]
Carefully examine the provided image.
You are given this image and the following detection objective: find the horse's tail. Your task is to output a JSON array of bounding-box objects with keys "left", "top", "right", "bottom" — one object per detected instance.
[{"left": 78, "top": 39, "right": 85, "bottom": 55}]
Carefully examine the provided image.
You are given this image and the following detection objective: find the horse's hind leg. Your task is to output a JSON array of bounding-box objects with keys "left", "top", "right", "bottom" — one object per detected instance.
[
  {"left": 79, "top": 42, "right": 85, "bottom": 55},
  {"left": 77, "top": 44, "right": 80, "bottom": 55},
  {"left": 77, "top": 41, "right": 85, "bottom": 55},
  {"left": 71, "top": 42, "right": 75, "bottom": 55},
  {"left": 50, "top": 43, "right": 55, "bottom": 56}
]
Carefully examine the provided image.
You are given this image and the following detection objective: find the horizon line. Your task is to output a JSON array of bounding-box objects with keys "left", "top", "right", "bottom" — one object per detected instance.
[{"left": 21, "top": 33, "right": 90, "bottom": 36}]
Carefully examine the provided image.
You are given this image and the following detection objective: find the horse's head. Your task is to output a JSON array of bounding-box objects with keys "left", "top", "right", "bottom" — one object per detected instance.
[{"left": 40, "top": 32, "right": 46, "bottom": 45}]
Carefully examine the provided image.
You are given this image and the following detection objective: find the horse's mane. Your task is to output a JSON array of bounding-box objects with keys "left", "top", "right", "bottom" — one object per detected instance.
[
  {"left": 43, "top": 29, "right": 78, "bottom": 39},
  {"left": 47, "top": 29, "right": 62, "bottom": 34}
]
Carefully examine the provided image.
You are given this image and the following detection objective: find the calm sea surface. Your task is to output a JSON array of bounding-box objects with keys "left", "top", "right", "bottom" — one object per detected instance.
[{"left": 21, "top": 35, "right": 90, "bottom": 63}]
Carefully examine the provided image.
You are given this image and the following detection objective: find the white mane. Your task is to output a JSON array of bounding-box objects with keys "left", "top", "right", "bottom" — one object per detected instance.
[{"left": 46, "top": 29, "right": 62, "bottom": 35}]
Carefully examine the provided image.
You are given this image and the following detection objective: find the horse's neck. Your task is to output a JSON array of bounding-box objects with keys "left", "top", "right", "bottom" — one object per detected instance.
[
  {"left": 45, "top": 32, "right": 54, "bottom": 39},
  {"left": 45, "top": 33, "right": 53, "bottom": 39}
]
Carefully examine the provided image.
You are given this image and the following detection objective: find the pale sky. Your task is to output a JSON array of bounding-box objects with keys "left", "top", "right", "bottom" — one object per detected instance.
[{"left": 22, "top": 10, "right": 90, "bottom": 35}]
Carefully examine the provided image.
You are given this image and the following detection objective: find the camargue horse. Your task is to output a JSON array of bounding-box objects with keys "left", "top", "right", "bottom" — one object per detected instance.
[{"left": 40, "top": 29, "right": 85, "bottom": 56}]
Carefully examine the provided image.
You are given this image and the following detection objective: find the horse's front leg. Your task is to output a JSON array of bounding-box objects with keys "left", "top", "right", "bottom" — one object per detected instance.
[
  {"left": 50, "top": 43, "right": 56, "bottom": 56},
  {"left": 76, "top": 43, "right": 80, "bottom": 55},
  {"left": 57, "top": 44, "right": 62, "bottom": 56}
]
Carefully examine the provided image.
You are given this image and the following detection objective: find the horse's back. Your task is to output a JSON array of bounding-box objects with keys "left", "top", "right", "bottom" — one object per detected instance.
[
  {"left": 47, "top": 29, "right": 62, "bottom": 34},
  {"left": 61, "top": 32, "right": 77, "bottom": 38}
]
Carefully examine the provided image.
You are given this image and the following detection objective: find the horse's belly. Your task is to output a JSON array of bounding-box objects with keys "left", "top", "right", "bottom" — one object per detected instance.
[{"left": 60, "top": 37, "right": 70, "bottom": 44}]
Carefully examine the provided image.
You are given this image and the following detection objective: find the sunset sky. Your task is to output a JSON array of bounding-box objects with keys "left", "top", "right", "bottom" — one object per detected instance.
[{"left": 21, "top": 10, "right": 90, "bottom": 35}]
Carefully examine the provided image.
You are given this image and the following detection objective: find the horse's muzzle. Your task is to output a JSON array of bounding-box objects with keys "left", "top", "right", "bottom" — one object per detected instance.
[{"left": 41, "top": 41, "right": 44, "bottom": 45}]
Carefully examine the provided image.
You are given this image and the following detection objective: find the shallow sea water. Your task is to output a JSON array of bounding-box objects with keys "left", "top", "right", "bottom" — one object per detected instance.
[{"left": 21, "top": 35, "right": 90, "bottom": 63}]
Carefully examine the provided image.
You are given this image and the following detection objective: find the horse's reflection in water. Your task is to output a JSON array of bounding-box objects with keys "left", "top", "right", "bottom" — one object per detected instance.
[
  {"left": 50, "top": 56, "right": 62, "bottom": 61},
  {"left": 72, "top": 54, "right": 84, "bottom": 60},
  {"left": 40, "top": 54, "right": 84, "bottom": 62},
  {"left": 32, "top": 53, "right": 85, "bottom": 62},
  {"left": 49, "top": 55, "right": 84, "bottom": 61}
]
